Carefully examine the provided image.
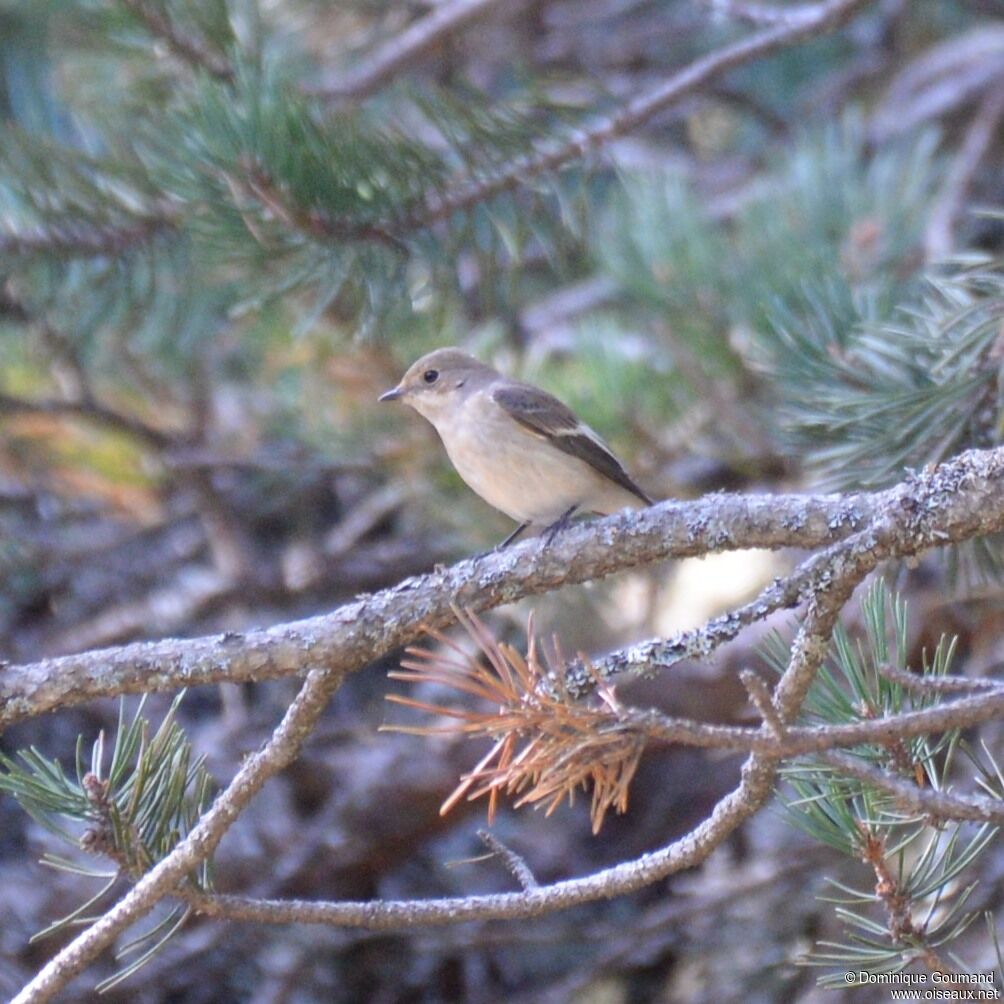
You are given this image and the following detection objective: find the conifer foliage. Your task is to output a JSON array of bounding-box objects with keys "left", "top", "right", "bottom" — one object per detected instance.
[{"left": 1, "top": 1, "right": 1003, "bottom": 1001}]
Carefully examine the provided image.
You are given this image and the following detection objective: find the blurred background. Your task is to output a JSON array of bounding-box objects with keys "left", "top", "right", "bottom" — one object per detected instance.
[{"left": 1, "top": 0, "right": 1003, "bottom": 1000}]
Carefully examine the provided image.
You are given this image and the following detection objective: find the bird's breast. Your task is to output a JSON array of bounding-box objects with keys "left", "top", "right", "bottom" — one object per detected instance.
[{"left": 432, "top": 392, "right": 610, "bottom": 525}]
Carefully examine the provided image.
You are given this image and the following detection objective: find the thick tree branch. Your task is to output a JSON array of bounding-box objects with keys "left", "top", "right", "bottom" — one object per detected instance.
[
  {"left": 0, "top": 485, "right": 865, "bottom": 730},
  {"left": 5, "top": 445, "right": 1004, "bottom": 732}
]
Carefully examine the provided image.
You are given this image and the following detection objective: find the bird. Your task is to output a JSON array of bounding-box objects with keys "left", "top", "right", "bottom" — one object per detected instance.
[{"left": 379, "top": 347, "right": 652, "bottom": 546}]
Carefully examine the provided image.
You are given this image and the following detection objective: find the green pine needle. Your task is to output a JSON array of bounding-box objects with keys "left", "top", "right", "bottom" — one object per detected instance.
[{"left": 0, "top": 692, "right": 215, "bottom": 982}]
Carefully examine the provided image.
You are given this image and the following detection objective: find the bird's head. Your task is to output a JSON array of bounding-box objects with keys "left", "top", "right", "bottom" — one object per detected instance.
[{"left": 379, "top": 347, "right": 493, "bottom": 422}]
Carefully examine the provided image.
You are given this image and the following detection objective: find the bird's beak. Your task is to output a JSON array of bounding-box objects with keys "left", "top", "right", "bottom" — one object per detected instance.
[{"left": 378, "top": 385, "right": 404, "bottom": 402}]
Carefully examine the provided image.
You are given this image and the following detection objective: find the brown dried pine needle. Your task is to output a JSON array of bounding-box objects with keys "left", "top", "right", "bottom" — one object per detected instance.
[{"left": 382, "top": 608, "right": 646, "bottom": 833}]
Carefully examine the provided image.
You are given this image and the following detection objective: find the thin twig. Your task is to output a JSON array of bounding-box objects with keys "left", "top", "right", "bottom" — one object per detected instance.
[
  {"left": 0, "top": 391, "right": 177, "bottom": 450},
  {"left": 0, "top": 217, "right": 173, "bottom": 259},
  {"left": 315, "top": 0, "right": 510, "bottom": 100},
  {"left": 740, "top": 668, "right": 785, "bottom": 739},
  {"left": 477, "top": 830, "right": 539, "bottom": 891},
  {"left": 629, "top": 691, "right": 1004, "bottom": 758},
  {"left": 10, "top": 665, "right": 342, "bottom": 1004},
  {"left": 925, "top": 80, "right": 1004, "bottom": 261},
  {"left": 820, "top": 751, "right": 1004, "bottom": 825},
  {"left": 876, "top": 662, "right": 1004, "bottom": 694},
  {"left": 121, "top": 0, "right": 234, "bottom": 82}
]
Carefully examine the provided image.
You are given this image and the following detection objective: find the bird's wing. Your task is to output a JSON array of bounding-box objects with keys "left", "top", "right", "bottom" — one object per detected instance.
[{"left": 491, "top": 383, "right": 652, "bottom": 505}]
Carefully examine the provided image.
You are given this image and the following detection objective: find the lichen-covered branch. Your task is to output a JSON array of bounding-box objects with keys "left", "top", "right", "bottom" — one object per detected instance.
[
  {"left": 577, "top": 527, "right": 872, "bottom": 694},
  {"left": 627, "top": 690, "right": 1004, "bottom": 763},
  {"left": 5, "top": 445, "right": 1004, "bottom": 733},
  {"left": 11, "top": 446, "right": 1004, "bottom": 1000},
  {"left": 163, "top": 526, "right": 874, "bottom": 939}
]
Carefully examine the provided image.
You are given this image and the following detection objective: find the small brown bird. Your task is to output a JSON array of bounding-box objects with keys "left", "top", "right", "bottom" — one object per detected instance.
[{"left": 379, "top": 348, "right": 652, "bottom": 546}]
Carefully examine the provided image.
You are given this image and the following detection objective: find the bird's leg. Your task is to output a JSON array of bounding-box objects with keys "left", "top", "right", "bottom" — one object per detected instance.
[
  {"left": 496, "top": 521, "right": 531, "bottom": 550},
  {"left": 542, "top": 505, "right": 579, "bottom": 545}
]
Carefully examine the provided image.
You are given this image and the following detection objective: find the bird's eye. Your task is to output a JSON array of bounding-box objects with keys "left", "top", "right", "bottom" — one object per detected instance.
[{"left": 423, "top": 369, "right": 439, "bottom": 384}]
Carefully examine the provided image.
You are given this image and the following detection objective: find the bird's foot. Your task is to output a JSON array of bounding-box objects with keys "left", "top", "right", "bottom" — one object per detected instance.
[
  {"left": 542, "top": 506, "right": 579, "bottom": 545},
  {"left": 494, "top": 522, "right": 530, "bottom": 550}
]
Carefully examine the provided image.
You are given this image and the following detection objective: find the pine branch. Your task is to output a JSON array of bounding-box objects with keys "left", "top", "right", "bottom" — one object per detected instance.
[
  {"left": 877, "top": 662, "right": 1003, "bottom": 694},
  {"left": 0, "top": 217, "right": 174, "bottom": 260},
  {"left": 770, "top": 581, "right": 1001, "bottom": 985},
  {"left": 17, "top": 447, "right": 1003, "bottom": 999},
  {"left": 11, "top": 664, "right": 340, "bottom": 1004},
  {"left": 820, "top": 751, "right": 1004, "bottom": 825},
  {"left": 395, "top": 0, "right": 873, "bottom": 232},
  {"left": 856, "top": 827, "right": 955, "bottom": 975},
  {"left": 705, "top": 0, "right": 837, "bottom": 27},
  {"left": 315, "top": 0, "right": 512, "bottom": 100},
  {"left": 121, "top": 0, "right": 234, "bottom": 82},
  {"left": 0, "top": 392, "right": 177, "bottom": 450},
  {"left": 387, "top": 612, "right": 1004, "bottom": 828},
  {"left": 575, "top": 530, "right": 869, "bottom": 694},
  {"left": 234, "top": 163, "right": 408, "bottom": 251},
  {"left": 626, "top": 691, "right": 1004, "bottom": 769},
  {"left": 101, "top": 562, "right": 863, "bottom": 945},
  {"left": 160, "top": 654, "right": 1003, "bottom": 935},
  {"left": 178, "top": 854, "right": 824, "bottom": 931},
  {"left": 925, "top": 81, "right": 1004, "bottom": 261},
  {"left": 5, "top": 444, "right": 1004, "bottom": 732}
]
